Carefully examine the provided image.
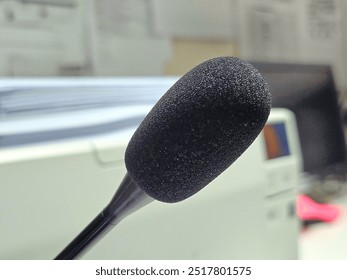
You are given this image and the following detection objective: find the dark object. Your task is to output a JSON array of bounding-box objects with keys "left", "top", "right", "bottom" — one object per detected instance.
[
  {"left": 253, "top": 62, "right": 346, "bottom": 174},
  {"left": 55, "top": 57, "right": 271, "bottom": 259},
  {"left": 126, "top": 57, "right": 271, "bottom": 203}
]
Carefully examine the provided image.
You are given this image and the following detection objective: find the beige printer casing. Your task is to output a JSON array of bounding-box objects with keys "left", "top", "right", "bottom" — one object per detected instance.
[{"left": 0, "top": 79, "right": 302, "bottom": 259}]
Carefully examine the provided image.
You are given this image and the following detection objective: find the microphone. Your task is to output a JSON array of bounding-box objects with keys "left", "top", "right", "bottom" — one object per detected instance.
[{"left": 55, "top": 57, "right": 271, "bottom": 259}]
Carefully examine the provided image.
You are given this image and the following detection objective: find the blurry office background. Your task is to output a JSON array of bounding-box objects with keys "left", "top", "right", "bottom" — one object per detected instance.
[
  {"left": 3, "top": 0, "right": 347, "bottom": 105},
  {"left": 1, "top": 0, "right": 346, "bottom": 92}
]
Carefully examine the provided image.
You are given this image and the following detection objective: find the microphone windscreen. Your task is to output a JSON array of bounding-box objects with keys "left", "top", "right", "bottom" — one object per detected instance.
[{"left": 125, "top": 57, "right": 271, "bottom": 203}]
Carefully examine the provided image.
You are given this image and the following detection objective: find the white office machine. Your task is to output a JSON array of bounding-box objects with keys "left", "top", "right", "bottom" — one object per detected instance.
[{"left": 0, "top": 79, "right": 302, "bottom": 259}]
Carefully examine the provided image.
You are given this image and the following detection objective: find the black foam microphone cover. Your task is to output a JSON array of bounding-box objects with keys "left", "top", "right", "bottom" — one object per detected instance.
[{"left": 125, "top": 57, "right": 271, "bottom": 203}]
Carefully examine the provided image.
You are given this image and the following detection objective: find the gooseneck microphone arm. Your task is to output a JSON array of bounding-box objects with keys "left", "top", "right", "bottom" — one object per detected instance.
[{"left": 55, "top": 173, "right": 154, "bottom": 260}]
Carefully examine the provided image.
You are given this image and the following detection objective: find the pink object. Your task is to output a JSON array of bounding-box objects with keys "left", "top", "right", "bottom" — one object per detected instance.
[{"left": 297, "top": 194, "right": 341, "bottom": 223}]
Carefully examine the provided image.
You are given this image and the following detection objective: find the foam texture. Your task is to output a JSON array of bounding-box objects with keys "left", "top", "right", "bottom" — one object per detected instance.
[{"left": 125, "top": 57, "right": 271, "bottom": 203}]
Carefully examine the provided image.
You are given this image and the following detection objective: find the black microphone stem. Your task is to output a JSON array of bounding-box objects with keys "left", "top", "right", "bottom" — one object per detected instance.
[{"left": 55, "top": 173, "right": 154, "bottom": 260}]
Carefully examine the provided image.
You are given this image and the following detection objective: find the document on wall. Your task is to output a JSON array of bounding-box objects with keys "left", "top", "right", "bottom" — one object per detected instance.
[
  {"left": 94, "top": 0, "right": 157, "bottom": 37},
  {"left": 90, "top": 0, "right": 171, "bottom": 75},
  {"left": 238, "top": 0, "right": 342, "bottom": 65}
]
